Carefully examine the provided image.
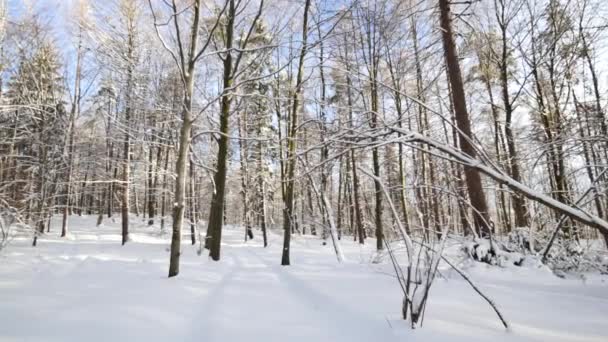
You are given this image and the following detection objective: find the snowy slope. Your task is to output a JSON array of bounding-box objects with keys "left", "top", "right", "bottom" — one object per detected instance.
[{"left": 0, "top": 216, "right": 607, "bottom": 342}]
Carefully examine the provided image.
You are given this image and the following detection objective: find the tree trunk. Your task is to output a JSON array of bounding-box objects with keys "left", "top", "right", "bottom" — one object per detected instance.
[
  {"left": 168, "top": 0, "right": 201, "bottom": 277},
  {"left": 497, "top": 15, "right": 528, "bottom": 229},
  {"left": 282, "top": 0, "right": 311, "bottom": 266},
  {"left": 189, "top": 153, "right": 197, "bottom": 245},
  {"left": 160, "top": 137, "right": 170, "bottom": 231},
  {"left": 238, "top": 109, "right": 252, "bottom": 242},
  {"left": 169, "top": 117, "right": 192, "bottom": 276},
  {"left": 147, "top": 120, "right": 157, "bottom": 225},
  {"left": 121, "top": 14, "right": 136, "bottom": 246},
  {"left": 61, "top": 31, "right": 83, "bottom": 238},
  {"left": 438, "top": 0, "right": 492, "bottom": 237},
  {"left": 346, "top": 72, "right": 364, "bottom": 244},
  {"left": 206, "top": 0, "right": 235, "bottom": 261}
]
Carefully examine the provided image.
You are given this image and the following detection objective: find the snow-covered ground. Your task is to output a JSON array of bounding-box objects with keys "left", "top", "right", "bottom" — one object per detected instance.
[{"left": 0, "top": 216, "right": 607, "bottom": 342}]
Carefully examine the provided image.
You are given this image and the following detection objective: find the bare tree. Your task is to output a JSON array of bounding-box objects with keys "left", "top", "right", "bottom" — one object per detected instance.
[{"left": 148, "top": 0, "right": 225, "bottom": 277}]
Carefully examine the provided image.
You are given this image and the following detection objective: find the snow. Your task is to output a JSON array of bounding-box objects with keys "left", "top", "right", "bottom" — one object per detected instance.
[{"left": 0, "top": 216, "right": 607, "bottom": 342}]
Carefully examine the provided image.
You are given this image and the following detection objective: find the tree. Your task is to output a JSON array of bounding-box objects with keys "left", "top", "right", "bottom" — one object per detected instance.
[
  {"left": 60, "top": 1, "right": 88, "bottom": 238},
  {"left": 3, "top": 20, "right": 66, "bottom": 245},
  {"left": 119, "top": 0, "right": 139, "bottom": 245},
  {"left": 494, "top": 0, "right": 530, "bottom": 229},
  {"left": 149, "top": 0, "right": 224, "bottom": 276},
  {"left": 439, "top": 0, "right": 493, "bottom": 237},
  {"left": 205, "top": 0, "right": 265, "bottom": 261},
  {"left": 281, "top": 0, "right": 311, "bottom": 266}
]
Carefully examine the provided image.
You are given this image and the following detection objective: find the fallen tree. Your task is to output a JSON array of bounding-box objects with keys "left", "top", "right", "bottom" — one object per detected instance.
[{"left": 386, "top": 126, "right": 608, "bottom": 238}]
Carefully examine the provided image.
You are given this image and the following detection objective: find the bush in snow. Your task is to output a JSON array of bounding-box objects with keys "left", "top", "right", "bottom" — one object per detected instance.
[
  {"left": 460, "top": 227, "right": 608, "bottom": 274},
  {"left": 463, "top": 238, "right": 524, "bottom": 267},
  {"left": 543, "top": 235, "right": 607, "bottom": 274},
  {"left": 506, "top": 227, "right": 543, "bottom": 254}
]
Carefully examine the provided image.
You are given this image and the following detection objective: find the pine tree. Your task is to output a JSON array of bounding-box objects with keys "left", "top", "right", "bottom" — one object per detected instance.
[{"left": 4, "top": 28, "right": 66, "bottom": 244}]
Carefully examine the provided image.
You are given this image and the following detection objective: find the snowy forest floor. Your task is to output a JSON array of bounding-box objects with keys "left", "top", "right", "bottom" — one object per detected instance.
[{"left": 1, "top": 216, "right": 607, "bottom": 342}]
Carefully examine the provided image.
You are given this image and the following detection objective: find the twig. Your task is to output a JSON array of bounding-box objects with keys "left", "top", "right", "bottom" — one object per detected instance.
[{"left": 413, "top": 240, "right": 509, "bottom": 329}]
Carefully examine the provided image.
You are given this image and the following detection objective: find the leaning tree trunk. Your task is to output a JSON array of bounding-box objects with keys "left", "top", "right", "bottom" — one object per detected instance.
[{"left": 438, "top": 0, "right": 492, "bottom": 237}]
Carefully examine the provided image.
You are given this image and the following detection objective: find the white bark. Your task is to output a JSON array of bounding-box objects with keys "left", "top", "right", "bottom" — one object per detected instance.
[{"left": 321, "top": 193, "right": 344, "bottom": 263}]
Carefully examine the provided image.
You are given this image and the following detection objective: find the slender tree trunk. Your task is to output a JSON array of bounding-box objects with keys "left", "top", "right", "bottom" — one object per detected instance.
[
  {"left": 121, "top": 14, "right": 136, "bottom": 246},
  {"left": 160, "top": 137, "right": 170, "bottom": 231},
  {"left": 168, "top": 0, "right": 201, "bottom": 277},
  {"left": 120, "top": 108, "right": 132, "bottom": 237},
  {"left": 260, "top": 179, "right": 268, "bottom": 247},
  {"left": 497, "top": 16, "right": 528, "bottom": 229},
  {"left": 189, "top": 154, "right": 197, "bottom": 245},
  {"left": 238, "top": 110, "right": 253, "bottom": 241},
  {"left": 370, "top": 73, "right": 384, "bottom": 251},
  {"left": 347, "top": 80, "right": 364, "bottom": 244},
  {"left": 146, "top": 119, "right": 156, "bottom": 225},
  {"left": 149, "top": 124, "right": 164, "bottom": 226},
  {"left": 282, "top": 0, "right": 311, "bottom": 266},
  {"left": 32, "top": 135, "right": 49, "bottom": 246},
  {"left": 61, "top": 32, "right": 83, "bottom": 238},
  {"left": 317, "top": 29, "right": 330, "bottom": 242},
  {"left": 482, "top": 76, "right": 510, "bottom": 232},
  {"left": 337, "top": 157, "right": 344, "bottom": 239},
  {"left": 121, "top": 122, "right": 130, "bottom": 245}
]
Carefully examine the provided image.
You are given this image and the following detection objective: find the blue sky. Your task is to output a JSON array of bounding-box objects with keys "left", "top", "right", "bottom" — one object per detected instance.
[
  {"left": 6, "top": 0, "right": 74, "bottom": 46},
  {"left": 7, "top": 0, "right": 71, "bottom": 20}
]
